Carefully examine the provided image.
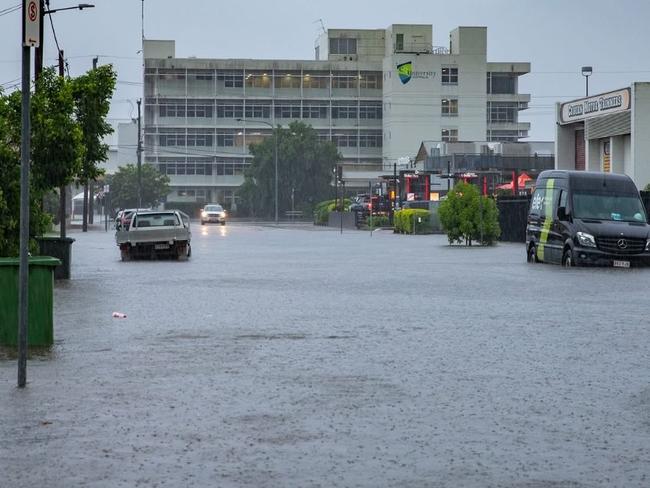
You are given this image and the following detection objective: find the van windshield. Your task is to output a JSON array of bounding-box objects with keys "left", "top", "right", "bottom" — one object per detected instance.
[{"left": 572, "top": 192, "right": 647, "bottom": 222}]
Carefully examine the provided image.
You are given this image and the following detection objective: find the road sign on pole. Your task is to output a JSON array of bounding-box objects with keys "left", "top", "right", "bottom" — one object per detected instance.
[{"left": 23, "top": 0, "right": 41, "bottom": 48}]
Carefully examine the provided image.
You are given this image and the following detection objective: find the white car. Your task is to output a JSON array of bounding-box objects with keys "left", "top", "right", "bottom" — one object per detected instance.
[{"left": 201, "top": 204, "right": 226, "bottom": 225}]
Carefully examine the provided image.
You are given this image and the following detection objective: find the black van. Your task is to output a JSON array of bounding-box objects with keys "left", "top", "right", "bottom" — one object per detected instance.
[{"left": 526, "top": 170, "right": 650, "bottom": 267}]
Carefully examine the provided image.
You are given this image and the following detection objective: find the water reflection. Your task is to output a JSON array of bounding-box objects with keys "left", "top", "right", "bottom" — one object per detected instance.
[{"left": 0, "top": 344, "right": 59, "bottom": 361}]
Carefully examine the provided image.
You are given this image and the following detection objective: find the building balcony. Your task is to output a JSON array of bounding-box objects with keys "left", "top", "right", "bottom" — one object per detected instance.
[
  {"left": 487, "top": 93, "right": 531, "bottom": 105},
  {"left": 487, "top": 121, "right": 531, "bottom": 131},
  {"left": 169, "top": 174, "right": 244, "bottom": 187}
]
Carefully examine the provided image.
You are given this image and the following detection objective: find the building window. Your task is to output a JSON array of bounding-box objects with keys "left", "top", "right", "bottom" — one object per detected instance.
[
  {"left": 441, "top": 66, "right": 458, "bottom": 85},
  {"left": 441, "top": 99, "right": 458, "bottom": 116},
  {"left": 303, "top": 73, "right": 328, "bottom": 89},
  {"left": 395, "top": 33, "right": 404, "bottom": 51},
  {"left": 332, "top": 72, "right": 358, "bottom": 89},
  {"left": 245, "top": 72, "right": 272, "bottom": 89},
  {"left": 441, "top": 128, "right": 458, "bottom": 142},
  {"left": 216, "top": 100, "right": 243, "bottom": 118},
  {"left": 359, "top": 72, "right": 382, "bottom": 90},
  {"left": 333, "top": 133, "right": 357, "bottom": 148},
  {"left": 487, "top": 72, "right": 516, "bottom": 94},
  {"left": 487, "top": 129, "right": 523, "bottom": 142},
  {"left": 359, "top": 131, "right": 383, "bottom": 148},
  {"left": 329, "top": 37, "right": 357, "bottom": 55},
  {"left": 187, "top": 101, "right": 213, "bottom": 118},
  {"left": 159, "top": 133, "right": 185, "bottom": 147},
  {"left": 359, "top": 101, "right": 382, "bottom": 119},
  {"left": 217, "top": 70, "right": 243, "bottom": 88},
  {"left": 244, "top": 102, "right": 271, "bottom": 118},
  {"left": 187, "top": 130, "right": 213, "bottom": 147},
  {"left": 276, "top": 73, "right": 301, "bottom": 89},
  {"left": 274, "top": 102, "right": 301, "bottom": 119},
  {"left": 487, "top": 102, "right": 517, "bottom": 123},
  {"left": 302, "top": 102, "right": 328, "bottom": 119},
  {"left": 332, "top": 103, "right": 358, "bottom": 119},
  {"left": 159, "top": 102, "right": 185, "bottom": 118},
  {"left": 216, "top": 132, "right": 235, "bottom": 147}
]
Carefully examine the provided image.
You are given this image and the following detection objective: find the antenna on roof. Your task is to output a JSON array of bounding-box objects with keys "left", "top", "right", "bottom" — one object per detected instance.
[{"left": 314, "top": 18, "right": 326, "bottom": 35}]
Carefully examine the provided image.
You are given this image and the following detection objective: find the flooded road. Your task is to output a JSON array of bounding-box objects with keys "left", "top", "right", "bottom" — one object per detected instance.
[{"left": 2, "top": 224, "right": 649, "bottom": 487}]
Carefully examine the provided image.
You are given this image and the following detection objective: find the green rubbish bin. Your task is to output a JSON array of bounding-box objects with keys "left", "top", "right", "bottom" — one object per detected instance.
[{"left": 0, "top": 256, "right": 61, "bottom": 347}]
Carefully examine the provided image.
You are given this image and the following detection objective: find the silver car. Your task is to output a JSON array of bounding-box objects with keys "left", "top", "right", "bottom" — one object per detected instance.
[{"left": 201, "top": 204, "right": 226, "bottom": 225}]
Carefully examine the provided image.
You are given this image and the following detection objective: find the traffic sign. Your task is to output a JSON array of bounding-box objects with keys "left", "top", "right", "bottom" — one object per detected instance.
[{"left": 23, "top": 0, "right": 41, "bottom": 48}]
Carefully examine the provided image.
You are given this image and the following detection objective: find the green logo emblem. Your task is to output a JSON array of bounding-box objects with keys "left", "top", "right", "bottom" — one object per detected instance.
[{"left": 397, "top": 62, "right": 412, "bottom": 84}]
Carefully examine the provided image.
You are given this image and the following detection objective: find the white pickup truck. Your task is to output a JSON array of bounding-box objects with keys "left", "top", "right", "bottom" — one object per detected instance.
[{"left": 115, "top": 210, "right": 191, "bottom": 261}]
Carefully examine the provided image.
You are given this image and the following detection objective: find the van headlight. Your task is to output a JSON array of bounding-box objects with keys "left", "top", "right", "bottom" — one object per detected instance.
[{"left": 576, "top": 232, "right": 597, "bottom": 248}]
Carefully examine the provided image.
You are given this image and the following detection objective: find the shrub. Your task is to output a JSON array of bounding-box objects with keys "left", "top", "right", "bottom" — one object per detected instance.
[
  {"left": 313, "top": 198, "right": 350, "bottom": 225},
  {"left": 394, "top": 208, "right": 433, "bottom": 234},
  {"left": 438, "top": 182, "right": 500, "bottom": 246},
  {"left": 366, "top": 214, "right": 390, "bottom": 229}
]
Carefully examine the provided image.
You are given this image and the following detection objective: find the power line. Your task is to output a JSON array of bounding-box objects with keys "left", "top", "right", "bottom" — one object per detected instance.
[{"left": 0, "top": 3, "right": 20, "bottom": 16}]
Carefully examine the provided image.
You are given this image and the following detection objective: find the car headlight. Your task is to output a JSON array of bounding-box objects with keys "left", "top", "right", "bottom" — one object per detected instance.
[
  {"left": 576, "top": 232, "right": 597, "bottom": 248},
  {"left": 201, "top": 211, "right": 207, "bottom": 218},
  {"left": 646, "top": 238, "right": 650, "bottom": 251}
]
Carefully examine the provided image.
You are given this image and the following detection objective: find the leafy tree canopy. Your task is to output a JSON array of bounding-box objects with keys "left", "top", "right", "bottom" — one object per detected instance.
[
  {"left": 238, "top": 121, "right": 340, "bottom": 217},
  {"left": 109, "top": 163, "right": 170, "bottom": 211},
  {"left": 438, "top": 181, "right": 500, "bottom": 246}
]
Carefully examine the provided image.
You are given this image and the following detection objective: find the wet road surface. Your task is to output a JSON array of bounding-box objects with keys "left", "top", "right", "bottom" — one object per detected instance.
[{"left": 1, "top": 223, "right": 650, "bottom": 487}]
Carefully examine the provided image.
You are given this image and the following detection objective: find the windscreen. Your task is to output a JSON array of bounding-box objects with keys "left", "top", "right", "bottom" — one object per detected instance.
[
  {"left": 572, "top": 191, "right": 647, "bottom": 222},
  {"left": 134, "top": 213, "right": 180, "bottom": 228},
  {"left": 205, "top": 205, "right": 223, "bottom": 212}
]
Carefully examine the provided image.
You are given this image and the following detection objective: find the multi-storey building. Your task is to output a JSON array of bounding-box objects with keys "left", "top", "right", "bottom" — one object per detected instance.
[{"left": 143, "top": 24, "right": 530, "bottom": 208}]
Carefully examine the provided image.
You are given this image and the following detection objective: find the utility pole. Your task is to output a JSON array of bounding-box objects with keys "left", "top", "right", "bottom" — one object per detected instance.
[
  {"left": 87, "top": 56, "right": 98, "bottom": 225},
  {"left": 34, "top": 0, "right": 44, "bottom": 80},
  {"left": 58, "top": 49, "right": 66, "bottom": 238},
  {"left": 137, "top": 99, "right": 142, "bottom": 208}
]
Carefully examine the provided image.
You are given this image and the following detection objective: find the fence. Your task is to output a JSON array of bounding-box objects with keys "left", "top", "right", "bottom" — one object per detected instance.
[{"left": 496, "top": 195, "right": 531, "bottom": 243}]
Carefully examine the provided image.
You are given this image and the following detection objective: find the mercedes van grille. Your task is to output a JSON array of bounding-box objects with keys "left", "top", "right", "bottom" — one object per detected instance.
[{"left": 597, "top": 237, "right": 646, "bottom": 255}]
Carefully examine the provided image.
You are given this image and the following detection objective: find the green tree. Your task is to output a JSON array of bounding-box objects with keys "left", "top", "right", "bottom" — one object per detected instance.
[
  {"left": 31, "top": 68, "right": 84, "bottom": 193},
  {"left": 239, "top": 121, "right": 340, "bottom": 217},
  {"left": 109, "top": 163, "right": 170, "bottom": 211},
  {"left": 438, "top": 181, "right": 500, "bottom": 246},
  {"left": 0, "top": 89, "right": 52, "bottom": 256},
  {"left": 71, "top": 65, "right": 117, "bottom": 225}
]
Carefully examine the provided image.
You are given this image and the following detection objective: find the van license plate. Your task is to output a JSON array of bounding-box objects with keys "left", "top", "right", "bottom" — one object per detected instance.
[
  {"left": 154, "top": 243, "right": 169, "bottom": 250},
  {"left": 613, "top": 260, "right": 630, "bottom": 268}
]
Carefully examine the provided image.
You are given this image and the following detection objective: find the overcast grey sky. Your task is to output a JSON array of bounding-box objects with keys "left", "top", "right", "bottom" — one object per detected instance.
[{"left": 1, "top": 0, "right": 649, "bottom": 141}]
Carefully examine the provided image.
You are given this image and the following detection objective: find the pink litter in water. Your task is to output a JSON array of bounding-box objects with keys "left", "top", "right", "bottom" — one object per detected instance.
[{"left": 112, "top": 312, "right": 127, "bottom": 319}]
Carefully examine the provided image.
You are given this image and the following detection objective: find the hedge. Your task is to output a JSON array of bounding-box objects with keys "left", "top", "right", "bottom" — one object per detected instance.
[{"left": 394, "top": 209, "right": 433, "bottom": 234}]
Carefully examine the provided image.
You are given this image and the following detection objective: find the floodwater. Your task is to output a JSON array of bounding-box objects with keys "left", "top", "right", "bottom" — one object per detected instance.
[{"left": 1, "top": 223, "right": 649, "bottom": 487}]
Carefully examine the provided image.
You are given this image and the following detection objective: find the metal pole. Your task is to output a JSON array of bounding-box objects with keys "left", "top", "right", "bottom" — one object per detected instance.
[
  {"left": 137, "top": 99, "right": 142, "bottom": 208},
  {"left": 18, "top": 44, "right": 32, "bottom": 388},
  {"left": 34, "top": 0, "right": 43, "bottom": 80},
  {"left": 585, "top": 76, "right": 589, "bottom": 97},
  {"left": 340, "top": 180, "right": 344, "bottom": 234},
  {"left": 368, "top": 180, "right": 372, "bottom": 236},
  {"left": 58, "top": 49, "right": 66, "bottom": 239},
  {"left": 392, "top": 162, "right": 396, "bottom": 224},
  {"left": 274, "top": 130, "right": 278, "bottom": 224}
]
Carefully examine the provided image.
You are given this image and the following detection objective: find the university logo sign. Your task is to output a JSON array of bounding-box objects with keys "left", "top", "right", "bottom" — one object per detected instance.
[{"left": 397, "top": 62, "right": 412, "bottom": 84}]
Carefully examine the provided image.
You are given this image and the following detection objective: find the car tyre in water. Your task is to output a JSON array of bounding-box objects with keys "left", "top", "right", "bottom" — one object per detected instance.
[
  {"left": 120, "top": 249, "right": 131, "bottom": 262},
  {"left": 527, "top": 244, "right": 538, "bottom": 263},
  {"left": 177, "top": 244, "right": 189, "bottom": 261},
  {"left": 221, "top": 221, "right": 226, "bottom": 226},
  {"left": 562, "top": 248, "right": 574, "bottom": 268}
]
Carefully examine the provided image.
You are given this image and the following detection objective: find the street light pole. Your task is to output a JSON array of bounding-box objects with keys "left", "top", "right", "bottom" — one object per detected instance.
[
  {"left": 236, "top": 118, "right": 277, "bottom": 224},
  {"left": 581, "top": 66, "right": 592, "bottom": 97},
  {"left": 137, "top": 99, "right": 142, "bottom": 208}
]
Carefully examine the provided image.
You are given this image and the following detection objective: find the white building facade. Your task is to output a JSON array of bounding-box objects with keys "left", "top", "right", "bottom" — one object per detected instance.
[
  {"left": 143, "top": 24, "right": 531, "bottom": 208},
  {"left": 555, "top": 83, "right": 650, "bottom": 189}
]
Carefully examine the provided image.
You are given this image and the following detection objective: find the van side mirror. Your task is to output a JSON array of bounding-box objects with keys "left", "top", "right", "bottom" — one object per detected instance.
[{"left": 558, "top": 206, "right": 570, "bottom": 221}]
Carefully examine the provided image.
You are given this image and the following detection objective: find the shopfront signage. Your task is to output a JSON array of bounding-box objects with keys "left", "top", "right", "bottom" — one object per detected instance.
[{"left": 560, "top": 88, "right": 630, "bottom": 124}]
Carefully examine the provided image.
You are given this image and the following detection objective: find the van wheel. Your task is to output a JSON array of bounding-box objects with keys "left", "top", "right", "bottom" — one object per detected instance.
[
  {"left": 527, "top": 244, "right": 538, "bottom": 263},
  {"left": 120, "top": 249, "right": 131, "bottom": 262},
  {"left": 562, "top": 248, "right": 574, "bottom": 267}
]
